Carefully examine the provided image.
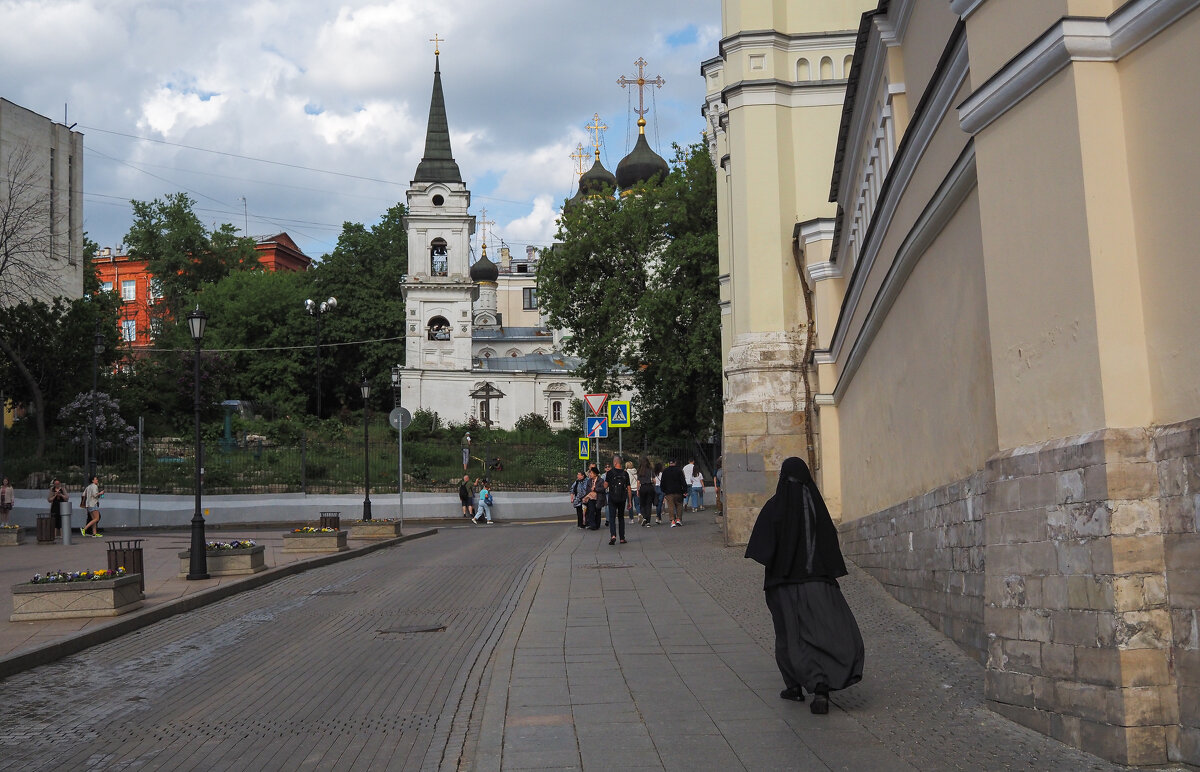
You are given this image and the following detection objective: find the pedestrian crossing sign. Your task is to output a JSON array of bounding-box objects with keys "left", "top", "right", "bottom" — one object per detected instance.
[
  {"left": 607, "top": 400, "right": 631, "bottom": 428},
  {"left": 585, "top": 416, "right": 608, "bottom": 438},
  {"left": 578, "top": 438, "right": 590, "bottom": 460}
]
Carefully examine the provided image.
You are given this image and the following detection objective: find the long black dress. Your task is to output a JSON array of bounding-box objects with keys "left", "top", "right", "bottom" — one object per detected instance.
[{"left": 745, "top": 457, "right": 864, "bottom": 695}]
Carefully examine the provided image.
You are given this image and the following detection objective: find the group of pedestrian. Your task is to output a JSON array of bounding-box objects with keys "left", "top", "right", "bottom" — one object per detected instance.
[
  {"left": 458, "top": 473, "right": 495, "bottom": 525},
  {"left": 570, "top": 454, "right": 718, "bottom": 541}
]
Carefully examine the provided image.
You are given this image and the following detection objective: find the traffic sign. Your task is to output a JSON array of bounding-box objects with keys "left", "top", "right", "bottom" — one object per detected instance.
[
  {"left": 584, "top": 393, "right": 608, "bottom": 416},
  {"left": 608, "top": 400, "right": 630, "bottom": 428},
  {"left": 585, "top": 416, "right": 608, "bottom": 438},
  {"left": 388, "top": 407, "right": 412, "bottom": 430},
  {"left": 578, "top": 438, "right": 590, "bottom": 460}
]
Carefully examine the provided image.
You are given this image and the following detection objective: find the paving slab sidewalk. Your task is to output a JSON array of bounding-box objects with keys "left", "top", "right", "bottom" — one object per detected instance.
[{"left": 464, "top": 518, "right": 1180, "bottom": 772}]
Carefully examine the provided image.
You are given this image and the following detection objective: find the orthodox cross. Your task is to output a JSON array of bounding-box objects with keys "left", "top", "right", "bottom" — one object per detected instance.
[
  {"left": 617, "top": 57, "right": 665, "bottom": 130},
  {"left": 429, "top": 34, "right": 443, "bottom": 55},
  {"left": 571, "top": 143, "right": 589, "bottom": 176},
  {"left": 585, "top": 113, "right": 608, "bottom": 160},
  {"left": 477, "top": 208, "right": 496, "bottom": 255}
]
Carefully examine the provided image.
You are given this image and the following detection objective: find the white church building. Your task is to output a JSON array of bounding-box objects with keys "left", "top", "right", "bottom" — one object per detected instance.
[{"left": 398, "top": 53, "right": 584, "bottom": 430}]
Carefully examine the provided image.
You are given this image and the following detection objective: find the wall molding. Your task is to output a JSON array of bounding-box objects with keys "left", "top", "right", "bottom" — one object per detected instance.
[
  {"left": 949, "top": 0, "right": 986, "bottom": 19},
  {"left": 959, "top": 0, "right": 1200, "bottom": 134}
]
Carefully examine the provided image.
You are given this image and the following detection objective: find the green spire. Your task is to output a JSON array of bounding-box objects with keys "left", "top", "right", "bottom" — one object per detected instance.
[{"left": 413, "top": 55, "right": 462, "bottom": 184}]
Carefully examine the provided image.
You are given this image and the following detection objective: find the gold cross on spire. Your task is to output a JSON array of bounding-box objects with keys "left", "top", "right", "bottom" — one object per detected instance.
[
  {"left": 477, "top": 207, "right": 496, "bottom": 255},
  {"left": 429, "top": 34, "right": 443, "bottom": 55},
  {"left": 571, "top": 143, "right": 589, "bottom": 177},
  {"left": 617, "top": 57, "right": 665, "bottom": 133},
  {"left": 585, "top": 113, "right": 608, "bottom": 160}
]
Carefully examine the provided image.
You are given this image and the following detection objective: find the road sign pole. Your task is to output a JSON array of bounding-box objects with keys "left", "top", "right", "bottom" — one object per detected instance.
[{"left": 619, "top": 427, "right": 623, "bottom": 456}]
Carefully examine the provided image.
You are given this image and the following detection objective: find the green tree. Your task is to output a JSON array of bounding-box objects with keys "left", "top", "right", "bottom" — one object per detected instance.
[
  {"left": 537, "top": 142, "right": 720, "bottom": 440},
  {"left": 308, "top": 203, "right": 407, "bottom": 414}
]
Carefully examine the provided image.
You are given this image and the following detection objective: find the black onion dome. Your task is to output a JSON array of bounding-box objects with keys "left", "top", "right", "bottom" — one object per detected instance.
[
  {"left": 615, "top": 132, "right": 669, "bottom": 190},
  {"left": 470, "top": 254, "right": 499, "bottom": 282},
  {"left": 578, "top": 156, "right": 617, "bottom": 197}
]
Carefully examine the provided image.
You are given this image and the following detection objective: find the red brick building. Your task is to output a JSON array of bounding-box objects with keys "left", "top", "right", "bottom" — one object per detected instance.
[{"left": 92, "top": 233, "right": 312, "bottom": 349}]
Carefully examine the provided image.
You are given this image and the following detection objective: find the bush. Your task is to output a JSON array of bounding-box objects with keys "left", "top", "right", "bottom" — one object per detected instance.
[{"left": 514, "top": 413, "right": 551, "bottom": 434}]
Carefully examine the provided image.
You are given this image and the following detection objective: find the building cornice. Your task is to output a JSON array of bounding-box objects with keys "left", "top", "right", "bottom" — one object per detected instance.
[
  {"left": 722, "top": 79, "right": 848, "bottom": 110},
  {"left": 948, "top": 0, "right": 986, "bottom": 20},
  {"left": 798, "top": 217, "right": 837, "bottom": 246},
  {"left": 719, "top": 29, "right": 859, "bottom": 59},
  {"left": 959, "top": 0, "right": 1200, "bottom": 134}
]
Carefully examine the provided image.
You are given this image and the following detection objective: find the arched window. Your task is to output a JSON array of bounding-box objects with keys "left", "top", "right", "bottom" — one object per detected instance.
[
  {"left": 552, "top": 401, "right": 562, "bottom": 422},
  {"left": 843, "top": 55, "right": 853, "bottom": 77},
  {"left": 481, "top": 348, "right": 494, "bottom": 359},
  {"left": 820, "top": 57, "right": 834, "bottom": 80},
  {"left": 507, "top": 348, "right": 521, "bottom": 358},
  {"left": 427, "top": 315, "right": 451, "bottom": 341},
  {"left": 479, "top": 399, "right": 490, "bottom": 424},
  {"left": 430, "top": 238, "right": 448, "bottom": 276},
  {"left": 796, "top": 58, "right": 810, "bottom": 81}
]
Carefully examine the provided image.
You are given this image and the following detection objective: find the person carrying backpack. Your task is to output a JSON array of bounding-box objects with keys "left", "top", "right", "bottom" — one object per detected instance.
[{"left": 473, "top": 479, "right": 495, "bottom": 524}]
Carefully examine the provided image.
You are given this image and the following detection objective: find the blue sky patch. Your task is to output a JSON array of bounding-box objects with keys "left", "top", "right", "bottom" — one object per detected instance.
[
  {"left": 666, "top": 25, "right": 698, "bottom": 48},
  {"left": 304, "top": 103, "right": 324, "bottom": 116}
]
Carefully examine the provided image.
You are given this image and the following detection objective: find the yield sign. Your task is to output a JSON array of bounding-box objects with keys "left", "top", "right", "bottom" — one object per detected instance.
[
  {"left": 584, "top": 393, "right": 608, "bottom": 416},
  {"left": 585, "top": 416, "right": 608, "bottom": 438}
]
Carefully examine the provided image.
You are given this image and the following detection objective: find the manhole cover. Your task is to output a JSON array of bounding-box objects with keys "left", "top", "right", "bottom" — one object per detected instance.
[{"left": 585, "top": 563, "right": 634, "bottom": 569}]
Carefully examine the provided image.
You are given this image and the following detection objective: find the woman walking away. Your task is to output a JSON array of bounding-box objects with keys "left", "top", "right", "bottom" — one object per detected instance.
[
  {"left": 653, "top": 462, "right": 664, "bottom": 524},
  {"left": 473, "top": 479, "right": 495, "bottom": 524},
  {"left": 82, "top": 475, "right": 104, "bottom": 538},
  {"left": 745, "top": 457, "right": 864, "bottom": 715},
  {"left": 637, "top": 458, "right": 656, "bottom": 528},
  {"left": 0, "top": 478, "right": 14, "bottom": 525}
]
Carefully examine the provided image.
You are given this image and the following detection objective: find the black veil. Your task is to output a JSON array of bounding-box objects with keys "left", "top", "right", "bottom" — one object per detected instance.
[{"left": 745, "top": 457, "right": 847, "bottom": 583}]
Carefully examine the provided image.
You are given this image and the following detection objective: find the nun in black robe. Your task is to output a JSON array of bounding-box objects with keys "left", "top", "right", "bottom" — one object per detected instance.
[{"left": 745, "top": 457, "right": 864, "bottom": 714}]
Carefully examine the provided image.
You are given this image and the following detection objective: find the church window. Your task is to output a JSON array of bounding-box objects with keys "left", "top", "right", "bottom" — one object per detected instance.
[
  {"left": 796, "top": 58, "right": 810, "bottom": 81},
  {"left": 430, "top": 238, "right": 448, "bottom": 276},
  {"left": 432, "top": 194, "right": 445, "bottom": 206},
  {"left": 522, "top": 287, "right": 538, "bottom": 310},
  {"left": 427, "top": 315, "right": 451, "bottom": 341},
  {"left": 479, "top": 400, "right": 490, "bottom": 424},
  {"left": 843, "top": 55, "right": 853, "bottom": 77},
  {"left": 552, "top": 401, "right": 562, "bottom": 422},
  {"left": 820, "top": 57, "right": 833, "bottom": 80}
]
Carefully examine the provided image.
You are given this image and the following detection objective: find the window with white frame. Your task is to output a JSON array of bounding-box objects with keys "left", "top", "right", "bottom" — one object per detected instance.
[
  {"left": 121, "top": 279, "right": 136, "bottom": 301},
  {"left": 552, "top": 401, "right": 562, "bottom": 422},
  {"left": 522, "top": 287, "right": 537, "bottom": 310},
  {"left": 101, "top": 281, "right": 113, "bottom": 293},
  {"left": 120, "top": 319, "right": 136, "bottom": 342},
  {"left": 149, "top": 278, "right": 163, "bottom": 301}
]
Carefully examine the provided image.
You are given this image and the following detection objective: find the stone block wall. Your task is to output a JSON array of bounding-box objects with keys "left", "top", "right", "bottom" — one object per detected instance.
[{"left": 839, "top": 473, "right": 987, "bottom": 663}]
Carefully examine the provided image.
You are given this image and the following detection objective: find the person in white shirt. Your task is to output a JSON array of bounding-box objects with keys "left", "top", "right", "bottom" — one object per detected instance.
[
  {"left": 691, "top": 469, "right": 705, "bottom": 511},
  {"left": 683, "top": 459, "right": 697, "bottom": 511}
]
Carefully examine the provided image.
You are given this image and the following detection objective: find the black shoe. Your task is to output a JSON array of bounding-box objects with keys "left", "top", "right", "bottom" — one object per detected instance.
[
  {"left": 779, "top": 686, "right": 805, "bottom": 702},
  {"left": 619, "top": 539, "right": 627, "bottom": 544},
  {"left": 609, "top": 537, "right": 616, "bottom": 545},
  {"left": 810, "top": 690, "right": 829, "bottom": 714}
]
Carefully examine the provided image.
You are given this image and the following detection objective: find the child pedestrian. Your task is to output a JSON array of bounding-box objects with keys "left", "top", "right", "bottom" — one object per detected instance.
[{"left": 473, "top": 479, "right": 495, "bottom": 524}]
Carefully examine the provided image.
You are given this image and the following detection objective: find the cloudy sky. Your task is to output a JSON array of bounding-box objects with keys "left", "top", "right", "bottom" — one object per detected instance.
[{"left": 1, "top": 0, "right": 721, "bottom": 260}]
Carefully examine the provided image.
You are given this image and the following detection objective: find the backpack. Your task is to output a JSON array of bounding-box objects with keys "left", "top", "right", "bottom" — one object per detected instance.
[{"left": 485, "top": 491, "right": 494, "bottom": 506}]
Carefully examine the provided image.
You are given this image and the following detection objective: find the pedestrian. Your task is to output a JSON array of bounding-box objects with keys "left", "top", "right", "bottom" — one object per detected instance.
[
  {"left": 714, "top": 457, "right": 724, "bottom": 516},
  {"left": 47, "top": 478, "right": 68, "bottom": 536},
  {"left": 653, "top": 462, "right": 665, "bottom": 524},
  {"left": 601, "top": 463, "right": 612, "bottom": 527},
  {"left": 82, "top": 475, "right": 104, "bottom": 538},
  {"left": 691, "top": 467, "right": 706, "bottom": 511},
  {"left": 569, "top": 471, "right": 588, "bottom": 529},
  {"left": 604, "top": 455, "right": 630, "bottom": 545},
  {"left": 582, "top": 465, "right": 606, "bottom": 530},
  {"left": 0, "top": 477, "right": 14, "bottom": 525},
  {"left": 660, "top": 459, "right": 687, "bottom": 527},
  {"left": 458, "top": 474, "right": 475, "bottom": 518},
  {"left": 473, "top": 479, "right": 495, "bottom": 524},
  {"left": 627, "top": 456, "right": 641, "bottom": 523},
  {"left": 745, "top": 457, "right": 864, "bottom": 715},
  {"left": 472, "top": 477, "right": 483, "bottom": 516},
  {"left": 686, "top": 458, "right": 696, "bottom": 513},
  {"left": 637, "top": 457, "right": 656, "bottom": 528}
]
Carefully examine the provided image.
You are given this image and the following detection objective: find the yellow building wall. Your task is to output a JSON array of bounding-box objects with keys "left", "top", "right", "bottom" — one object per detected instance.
[
  {"left": 838, "top": 188, "right": 996, "bottom": 518},
  {"left": 1120, "top": 9, "right": 1200, "bottom": 426},
  {"left": 724, "top": 0, "right": 865, "bottom": 37}
]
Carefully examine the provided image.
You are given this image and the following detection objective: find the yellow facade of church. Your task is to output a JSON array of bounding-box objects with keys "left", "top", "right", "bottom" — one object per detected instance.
[{"left": 705, "top": 0, "right": 1200, "bottom": 765}]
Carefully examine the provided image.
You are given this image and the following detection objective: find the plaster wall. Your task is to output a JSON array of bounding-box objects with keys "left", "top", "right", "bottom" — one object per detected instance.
[
  {"left": 722, "top": 0, "right": 865, "bottom": 38},
  {"left": 896, "top": 1, "right": 961, "bottom": 106}
]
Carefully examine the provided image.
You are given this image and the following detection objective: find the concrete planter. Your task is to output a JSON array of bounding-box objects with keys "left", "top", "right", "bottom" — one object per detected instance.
[
  {"left": 0, "top": 529, "right": 23, "bottom": 547},
  {"left": 282, "top": 530, "right": 348, "bottom": 553},
  {"left": 10, "top": 573, "right": 144, "bottom": 621},
  {"left": 177, "top": 545, "right": 267, "bottom": 577},
  {"left": 348, "top": 521, "right": 403, "bottom": 540}
]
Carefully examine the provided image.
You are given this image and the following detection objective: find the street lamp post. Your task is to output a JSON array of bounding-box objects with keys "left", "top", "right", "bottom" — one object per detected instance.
[
  {"left": 303, "top": 297, "right": 337, "bottom": 418},
  {"left": 186, "top": 307, "right": 210, "bottom": 581},
  {"left": 391, "top": 366, "right": 404, "bottom": 528},
  {"left": 89, "top": 330, "right": 104, "bottom": 480},
  {"left": 361, "top": 375, "right": 372, "bottom": 521}
]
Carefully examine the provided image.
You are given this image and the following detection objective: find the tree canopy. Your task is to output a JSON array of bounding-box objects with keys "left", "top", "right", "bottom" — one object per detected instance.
[{"left": 536, "top": 142, "right": 721, "bottom": 440}]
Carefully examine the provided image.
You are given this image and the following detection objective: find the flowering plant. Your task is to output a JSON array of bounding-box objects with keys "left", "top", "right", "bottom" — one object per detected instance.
[
  {"left": 31, "top": 567, "right": 127, "bottom": 584},
  {"left": 292, "top": 527, "right": 336, "bottom": 533},
  {"left": 205, "top": 540, "right": 257, "bottom": 550}
]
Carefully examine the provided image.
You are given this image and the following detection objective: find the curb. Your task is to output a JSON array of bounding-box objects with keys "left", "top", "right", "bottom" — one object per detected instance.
[{"left": 0, "top": 528, "right": 438, "bottom": 682}]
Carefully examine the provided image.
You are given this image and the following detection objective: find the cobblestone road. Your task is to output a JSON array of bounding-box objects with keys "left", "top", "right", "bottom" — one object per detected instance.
[{"left": 0, "top": 525, "right": 557, "bottom": 772}]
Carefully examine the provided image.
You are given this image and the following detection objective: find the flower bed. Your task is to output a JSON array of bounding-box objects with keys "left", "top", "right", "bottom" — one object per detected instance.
[
  {"left": 11, "top": 567, "right": 143, "bottom": 621},
  {"left": 282, "top": 528, "right": 348, "bottom": 553},
  {"left": 177, "top": 541, "right": 266, "bottom": 577},
  {"left": 0, "top": 525, "right": 23, "bottom": 547},
  {"left": 348, "top": 519, "right": 404, "bottom": 540}
]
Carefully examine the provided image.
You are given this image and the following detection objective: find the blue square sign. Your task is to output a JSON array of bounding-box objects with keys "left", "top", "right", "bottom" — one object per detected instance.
[{"left": 585, "top": 416, "right": 608, "bottom": 438}]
